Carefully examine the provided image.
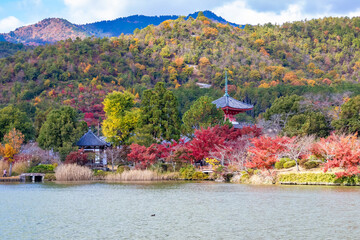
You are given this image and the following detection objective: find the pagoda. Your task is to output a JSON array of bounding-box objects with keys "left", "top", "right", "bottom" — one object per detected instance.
[{"left": 212, "top": 72, "right": 253, "bottom": 128}]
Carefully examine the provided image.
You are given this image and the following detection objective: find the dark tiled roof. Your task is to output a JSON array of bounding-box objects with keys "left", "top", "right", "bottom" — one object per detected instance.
[
  {"left": 212, "top": 95, "right": 253, "bottom": 110},
  {"left": 77, "top": 130, "right": 108, "bottom": 147}
]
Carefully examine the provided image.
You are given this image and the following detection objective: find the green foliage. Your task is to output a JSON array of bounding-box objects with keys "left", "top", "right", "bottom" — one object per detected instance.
[
  {"left": 93, "top": 169, "right": 107, "bottom": 177},
  {"left": 102, "top": 91, "right": 141, "bottom": 145},
  {"left": 0, "top": 105, "right": 35, "bottom": 142},
  {"left": 44, "top": 173, "right": 56, "bottom": 181},
  {"left": 278, "top": 173, "right": 338, "bottom": 183},
  {"left": 29, "top": 164, "right": 55, "bottom": 173},
  {"left": 275, "top": 158, "right": 288, "bottom": 169},
  {"left": 138, "top": 82, "right": 181, "bottom": 142},
  {"left": 37, "top": 106, "right": 87, "bottom": 159},
  {"left": 263, "top": 95, "right": 304, "bottom": 121},
  {"left": 179, "top": 165, "right": 196, "bottom": 179},
  {"left": 116, "top": 165, "right": 130, "bottom": 174},
  {"left": 332, "top": 95, "right": 360, "bottom": 134},
  {"left": 283, "top": 160, "right": 296, "bottom": 169},
  {"left": 284, "top": 112, "right": 330, "bottom": 137},
  {"left": 304, "top": 161, "right": 320, "bottom": 169},
  {"left": 182, "top": 96, "right": 224, "bottom": 135},
  {"left": 180, "top": 165, "right": 207, "bottom": 180}
]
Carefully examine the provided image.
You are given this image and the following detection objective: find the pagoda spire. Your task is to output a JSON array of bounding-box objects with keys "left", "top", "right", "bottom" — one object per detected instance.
[{"left": 224, "top": 71, "right": 229, "bottom": 97}]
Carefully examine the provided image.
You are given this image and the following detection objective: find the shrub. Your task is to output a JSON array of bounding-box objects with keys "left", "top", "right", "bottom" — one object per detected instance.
[
  {"left": 93, "top": 169, "right": 107, "bottom": 177},
  {"left": 65, "top": 150, "right": 89, "bottom": 166},
  {"left": 222, "top": 173, "right": 233, "bottom": 182},
  {"left": 192, "top": 171, "right": 208, "bottom": 180},
  {"left": 55, "top": 164, "right": 93, "bottom": 181},
  {"left": 29, "top": 164, "right": 55, "bottom": 173},
  {"left": 44, "top": 173, "right": 56, "bottom": 181},
  {"left": 275, "top": 158, "right": 287, "bottom": 169},
  {"left": 180, "top": 165, "right": 196, "bottom": 179},
  {"left": 304, "top": 161, "right": 320, "bottom": 169},
  {"left": 278, "top": 173, "right": 338, "bottom": 183},
  {"left": 116, "top": 165, "right": 130, "bottom": 174},
  {"left": 283, "top": 160, "right": 296, "bottom": 169},
  {"left": 299, "top": 159, "right": 308, "bottom": 167}
]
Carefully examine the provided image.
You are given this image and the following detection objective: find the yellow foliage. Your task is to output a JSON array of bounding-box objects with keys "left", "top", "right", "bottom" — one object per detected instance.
[
  {"left": 135, "top": 63, "right": 146, "bottom": 71},
  {"left": 203, "top": 27, "right": 218, "bottom": 38},
  {"left": 199, "top": 57, "right": 210, "bottom": 66},
  {"left": 63, "top": 99, "right": 72, "bottom": 105},
  {"left": 48, "top": 89, "right": 56, "bottom": 97},
  {"left": 34, "top": 96, "right": 41, "bottom": 106},
  {"left": 205, "top": 158, "right": 220, "bottom": 167},
  {"left": 258, "top": 83, "right": 270, "bottom": 88},
  {"left": 254, "top": 39, "right": 265, "bottom": 47},
  {"left": 83, "top": 63, "right": 91, "bottom": 74},
  {"left": 174, "top": 57, "right": 184, "bottom": 68},
  {"left": 0, "top": 129, "right": 24, "bottom": 163}
]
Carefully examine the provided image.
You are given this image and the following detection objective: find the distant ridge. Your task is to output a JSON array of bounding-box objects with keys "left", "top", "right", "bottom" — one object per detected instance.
[{"left": 0, "top": 10, "right": 242, "bottom": 45}]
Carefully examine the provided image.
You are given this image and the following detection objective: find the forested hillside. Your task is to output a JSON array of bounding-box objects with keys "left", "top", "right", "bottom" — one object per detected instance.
[{"left": 1, "top": 13, "right": 360, "bottom": 127}]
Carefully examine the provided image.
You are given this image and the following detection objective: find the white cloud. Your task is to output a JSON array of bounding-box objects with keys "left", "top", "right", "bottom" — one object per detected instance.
[
  {"left": 63, "top": 0, "right": 129, "bottom": 23},
  {"left": 212, "top": 0, "right": 358, "bottom": 25},
  {"left": 0, "top": 16, "right": 23, "bottom": 33}
]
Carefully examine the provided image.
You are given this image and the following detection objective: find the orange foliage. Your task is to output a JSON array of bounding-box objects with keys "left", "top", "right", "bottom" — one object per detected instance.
[
  {"left": 199, "top": 57, "right": 210, "bottom": 66},
  {"left": 0, "top": 128, "right": 24, "bottom": 164},
  {"left": 259, "top": 47, "right": 269, "bottom": 56},
  {"left": 174, "top": 57, "right": 184, "bottom": 69},
  {"left": 203, "top": 27, "right": 218, "bottom": 38}
]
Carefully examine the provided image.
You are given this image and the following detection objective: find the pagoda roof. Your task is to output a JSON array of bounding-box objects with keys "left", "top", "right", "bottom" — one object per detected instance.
[
  {"left": 76, "top": 129, "right": 109, "bottom": 147},
  {"left": 212, "top": 95, "right": 253, "bottom": 110}
]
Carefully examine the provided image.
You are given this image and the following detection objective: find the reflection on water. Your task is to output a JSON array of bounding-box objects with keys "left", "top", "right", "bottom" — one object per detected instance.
[{"left": 1, "top": 182, "right": 360, "bottom": 239}]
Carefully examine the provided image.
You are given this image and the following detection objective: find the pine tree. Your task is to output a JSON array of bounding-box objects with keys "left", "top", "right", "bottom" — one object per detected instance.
[{"left": 138, "top": 82, "right": 181, "bottom": 143}]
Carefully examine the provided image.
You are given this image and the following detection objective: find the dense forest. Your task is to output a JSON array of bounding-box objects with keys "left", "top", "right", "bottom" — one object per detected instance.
[{"left": 1, "top": 12, "right": 360, "bottom": 140}]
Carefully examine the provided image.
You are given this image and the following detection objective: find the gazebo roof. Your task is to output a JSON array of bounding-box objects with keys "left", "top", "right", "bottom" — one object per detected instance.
[
  {"left": 212, "top": 95, "right": 253, "bottom": 110},
  {"left": 76, "top": 129, "right": 108, "bottom": 147}
]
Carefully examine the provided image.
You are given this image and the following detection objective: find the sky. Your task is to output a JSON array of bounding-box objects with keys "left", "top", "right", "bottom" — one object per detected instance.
[{"left": 1, "top": 0, "right": 360, "bottom": 33}]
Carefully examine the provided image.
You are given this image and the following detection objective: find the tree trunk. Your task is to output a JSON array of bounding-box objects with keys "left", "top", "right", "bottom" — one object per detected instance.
[
  {"left": 9, "top": 162, "right": 13, "bottom": 176},
  {"left": 295, "top": 160, "right": 300, "bottom": 172}
]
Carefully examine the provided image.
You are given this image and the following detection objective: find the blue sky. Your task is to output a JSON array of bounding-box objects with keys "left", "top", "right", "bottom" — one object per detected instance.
[{"left": 1, "top": 0, "right": 360, "bottom": 32}]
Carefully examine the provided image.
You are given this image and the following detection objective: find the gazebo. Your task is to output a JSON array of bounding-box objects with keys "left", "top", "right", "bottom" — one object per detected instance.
[
  {"left": 212, "top": 72, "right": 253, "bottom": 128},
  {"left": 76, "top": 129, "right": 110, "bottom": 165}
]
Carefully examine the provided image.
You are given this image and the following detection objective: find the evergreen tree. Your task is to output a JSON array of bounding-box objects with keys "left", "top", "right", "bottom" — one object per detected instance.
[
  {"left": 0, "top": 105, "right": 34, "bottom": 142},
  {"left": 182, "top": 96, "right": 224, "bottom": 136},
  {"left": 138, "top": 82, "right": 181, "bottom": 142},
  {"left": 37, "top": 106, "right": 87, "bottom": 160},
  {"left": 332, "top": 95, "right": 360, "bottom": 133}
]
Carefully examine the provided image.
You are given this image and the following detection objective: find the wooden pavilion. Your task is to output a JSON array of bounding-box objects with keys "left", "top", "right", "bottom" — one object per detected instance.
[{"left": 76, "top": 129, "right": 110, "bottom": 166}]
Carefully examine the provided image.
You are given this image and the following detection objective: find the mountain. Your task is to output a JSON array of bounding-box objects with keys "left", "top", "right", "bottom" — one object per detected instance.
[
  {"left": 1, "top": 14, "right": 360, "bottom": 121},
  {"left": 0, "top": 11, "right": 240, "bottom": 45},
  {"left": 84, "top": 10, "right": 240, "bottom": 37},
  {"left": 0, "top": 18, "right": 89, "bottom": 45}
]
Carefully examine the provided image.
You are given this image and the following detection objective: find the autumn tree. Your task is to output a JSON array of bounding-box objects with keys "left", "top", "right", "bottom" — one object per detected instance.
[
  {"left": 246, "top": 136, "right": 292, "bottom": 171},
  {"left": 102, "top": 91, "right": 141, "bottom": 146},
  {"left": 182, "top": 96, "right": 224, "bottom": 136},
  {"left": 0, "top": 128, "right": 24, "bottom": 176}
]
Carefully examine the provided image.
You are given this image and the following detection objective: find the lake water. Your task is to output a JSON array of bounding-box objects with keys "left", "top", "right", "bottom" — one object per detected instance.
[{"left": 0, "top": 182, "right": 359, "bottom": 240}]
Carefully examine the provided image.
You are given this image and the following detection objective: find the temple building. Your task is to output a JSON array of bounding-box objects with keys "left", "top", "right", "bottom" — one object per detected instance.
[
  {"left": 76, "top": 129, "right": 110, "bottom": 165},
  {"left": 212, "top": 72, "right": 253, "bottom": 128}
]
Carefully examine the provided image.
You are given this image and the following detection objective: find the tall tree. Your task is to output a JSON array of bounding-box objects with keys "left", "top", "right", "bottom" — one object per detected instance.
[
  {"left": 138, "top": 82, "right": 181, "bottom": 142},
  {"left": 102, "top": 91, "right": 141, "bottom": 145},
  {"left": 37, "top": 106, "right": 87, "bottom": 160},
  {"left": 182, "top": 96, "right": 224, "bottom": 136},
  {"left": 0, "top": 105, "right": 34, "bottom": 142},
  {"left": 0, "top": 128, "right": 24, "bottom": 176},
  {"left": 332, "top": 95, "right": 360, "bottom": 134}
]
